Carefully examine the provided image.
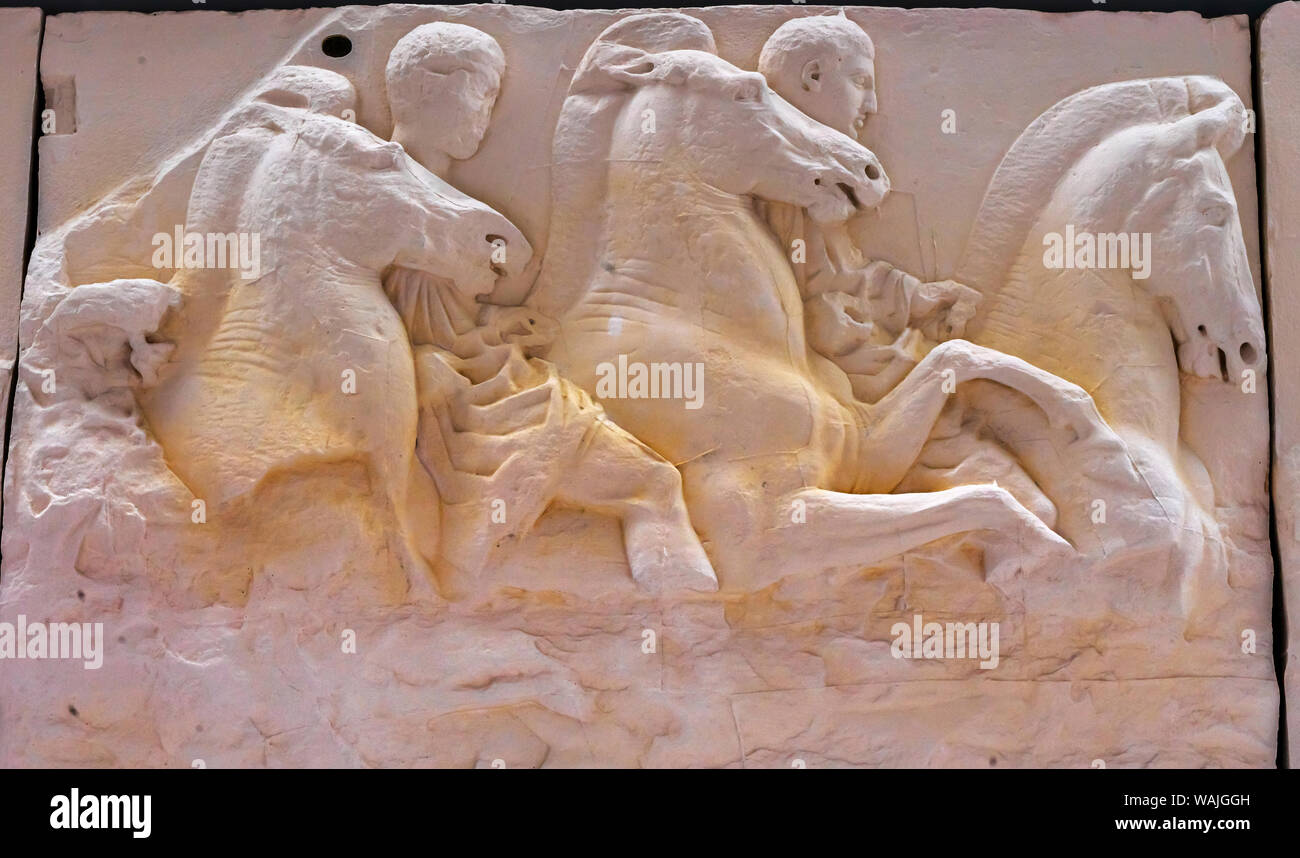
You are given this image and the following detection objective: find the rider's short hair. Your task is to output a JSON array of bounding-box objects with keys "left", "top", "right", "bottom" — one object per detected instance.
[
  {"left": 386, "top": 23, "right": 505, "bottom": 111},
  {"left": 758, "top": 13, "right": 874, "bottom": 84}
]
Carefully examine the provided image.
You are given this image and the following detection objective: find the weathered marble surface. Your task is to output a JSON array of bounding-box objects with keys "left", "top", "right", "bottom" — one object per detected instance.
[
  {"left": 0, "top": 8, "right": 41, "bottom": 441},
  {"left": 1260, "top": 0, "right": 1300, "bottom": 765},
  {"left": 0, "top": 5, "right": 1277, "bottom": 767}
]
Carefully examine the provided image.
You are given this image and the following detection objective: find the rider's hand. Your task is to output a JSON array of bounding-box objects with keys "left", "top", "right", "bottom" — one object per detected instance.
[
  {"left": 481, "top": 305, "right": 558, "bottom": 350},
  {"left": 908, "top": 279, "right": 981, "bottom": 342},
  {"left": 804, "top": 291, "right": 874, "bottom": 357}
]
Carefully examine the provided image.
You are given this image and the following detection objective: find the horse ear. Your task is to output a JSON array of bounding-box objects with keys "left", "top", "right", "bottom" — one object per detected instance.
[
  {"left": 1172, "top": 77, "right": 1247, "bottom": 159},
  {"left": 570, "top": 44, "right": 679, "bottom": 94}
]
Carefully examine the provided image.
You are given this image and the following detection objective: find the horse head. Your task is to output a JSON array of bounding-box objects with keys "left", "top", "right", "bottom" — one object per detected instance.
[
  {"left": 1055, "top": 78, "right": 1262, "bottom": 382},
  {"left": 1137, "top": 83, "right": 1260, "bottom": 382},
  {"left": 261, "top": 109, "right": 531, "bottom": 298},
  {"left": 964, "top": 76, "right": 1263, "bottom": 385},
  {"left": 574, "top": 41, "right": 889, "bottom": 224}
]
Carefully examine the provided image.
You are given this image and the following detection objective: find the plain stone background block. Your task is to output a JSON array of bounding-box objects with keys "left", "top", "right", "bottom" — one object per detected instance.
[
  {"left": 0, "top": 8, "right": 41, "bottom": 442},
  {"left": 1260, "top": 0, "right": 1300, "bottom": 764}
]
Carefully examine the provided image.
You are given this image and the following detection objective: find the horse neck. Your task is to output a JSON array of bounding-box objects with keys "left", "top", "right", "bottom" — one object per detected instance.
[
  {"left": 187, "top": 141, "right": 382, "bottom": 295},
  {"left": 537, "top": 93, "right": 793, "bottom": 327},
  {"left": 982, "top": 218, "right": 1181, "bottom": 446},
  {"left": 176, "top": 139, "right": 391, "bottom": 368},
  {"left": 203, "top": 213, "right": 381, "bottom": 339},
  {"left": 532, "top": 94, "right": 621, "bottom": 319},
  {"left": 599, "top": 161, "right": 793, "bottom": 301},
  {"left": 614, "top": 161, "right": 749, "bottom": 248}
]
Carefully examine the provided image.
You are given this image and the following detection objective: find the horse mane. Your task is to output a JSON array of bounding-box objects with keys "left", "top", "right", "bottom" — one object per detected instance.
[
  {"left": 528, "top": 13, "right": 717, "bottom": 318},
  {"left": 248, "top": 64, "right": 357, "bottom": 116},
  {"left": 956, "top": 76, "right": 1245, "bottom": 322},
  {"left": 25, "top": 65, "right": 356, "bottom": 348}
]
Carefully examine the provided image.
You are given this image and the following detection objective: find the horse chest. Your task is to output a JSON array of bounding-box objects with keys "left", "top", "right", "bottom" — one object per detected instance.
[{"left": 191, "top": 273, "right": 416, "bottom": 447}]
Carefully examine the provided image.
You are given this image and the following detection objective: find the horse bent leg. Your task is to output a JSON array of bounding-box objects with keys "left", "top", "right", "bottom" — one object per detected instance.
[
  {"left": 762, "top": 484, "right": 1073, "bottom": 585},
  {"left": 894, "top": 400, "right": 1059, "bottom": 530},
  {"left": 554, "top": 418, "right": 718, "bottom": 593},
  {"left": 851, "top": 339, "right": 1108, "bottom": 493},
  {"left": 858, "top": 340, "right": 1115, "bottom": 494},
  {"left": 851, "top": 345, "right": 970, "bottom": 491},
  {"left": 956, "top": 379, "right": 1179, "bottom": 559}
]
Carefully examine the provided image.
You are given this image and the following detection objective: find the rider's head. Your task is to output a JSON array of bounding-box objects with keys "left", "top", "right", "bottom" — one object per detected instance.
[
  {"left": 386, "top": 23, "right": 505, "bottom": 173},
  {"left": 758, "top": 12, "right": 876, "bottom": 140}
]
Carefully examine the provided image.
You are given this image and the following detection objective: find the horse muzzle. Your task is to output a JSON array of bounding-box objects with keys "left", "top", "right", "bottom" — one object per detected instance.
[{"left": 1177, "top": 321, "right": 1266, "bottom": 383}]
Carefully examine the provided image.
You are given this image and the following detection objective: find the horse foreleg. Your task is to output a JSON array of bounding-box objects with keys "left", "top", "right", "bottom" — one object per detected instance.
[
  {"left": 856, "top": 340, "right": 1115, "bottom": 493},
  {"left": 927, "top": 341, "right": 1109, "bottom": 443},
  {"left": 554, "top": 418, "right": 718, "bottom": 593},
  {"left": 761, "top": 484, "right": 1073, "bottom": 585},
  {"left": 963, "top": 380, "right": 1188, "bottom": 559},
  {"left": 895, "top": 402, "right": 1060, "bottom": 531},
  {"left": 853, "top": 346, "right": 970, "bottom": 491},
  {"left": 392, "top": 450, "right": 446, "bottom": 604}
]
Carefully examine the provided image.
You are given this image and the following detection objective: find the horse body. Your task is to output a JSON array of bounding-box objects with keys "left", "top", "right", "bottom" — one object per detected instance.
[
  {"left": 557, "top": 157, "right": 859, "bottom": 485},
  {"left": 140, "top": 95, "right": 530, "bottom": 594},
  {"left": 958, "top": 78, "right": 1264, "bottom": 577},
  {"left": 979, "top": 235, "right": 1181, "bottom": 452},
  {"left": 539, "top": 28, "right": 1091, "bottom": 589}
]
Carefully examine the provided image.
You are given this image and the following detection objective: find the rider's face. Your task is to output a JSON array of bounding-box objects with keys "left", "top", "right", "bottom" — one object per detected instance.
[
  {"left": 407, "top": 63, "right": 502, "bottom": 161},
  {"left": 790, "top": 41, "right": 877, "bottom": 140},
  {"left": 829, "top": 50, "right": 877, "bottom": 140},
  {"left": 442, "top": 66, "right": 502, "bottom": 159}
]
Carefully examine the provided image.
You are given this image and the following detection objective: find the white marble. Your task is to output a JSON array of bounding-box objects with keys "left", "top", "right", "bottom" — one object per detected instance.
[
  {"left": 0, "top": 8, "right": 41, "bottom": 442},
  {"left": 1259, "top": 0, "right": 1300, "bottom": 765},
  {"left": 0, "top": 5, "right": 1277, "bottom": 768}
]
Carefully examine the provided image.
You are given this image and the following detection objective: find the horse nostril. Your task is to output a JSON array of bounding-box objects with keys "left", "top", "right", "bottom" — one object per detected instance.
[
  {"left": 865, "top": 163, "right": 881, "bottom": 181},
  {"left": 1240, "top": 341, "right": 1258, "bottom": 364}
]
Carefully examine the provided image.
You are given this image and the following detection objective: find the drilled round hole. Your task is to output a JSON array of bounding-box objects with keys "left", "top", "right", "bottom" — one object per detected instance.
[
  {"left": 1240, "top": 342, "right": 1258, "bottom": 364},
  {"left": 322, "top": 35, "right": 353, "bottom": 58},
  {"left": 865, "top": 163, "right": 881, "bottom": 181}
]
